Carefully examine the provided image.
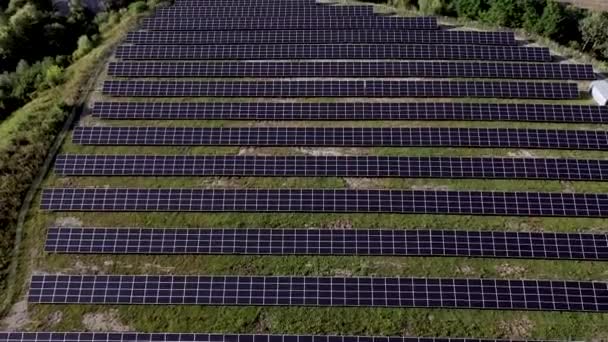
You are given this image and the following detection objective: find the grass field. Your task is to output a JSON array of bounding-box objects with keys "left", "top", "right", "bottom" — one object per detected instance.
[{"left": 3, "top": 2, "right": 608, "bottom": 340}]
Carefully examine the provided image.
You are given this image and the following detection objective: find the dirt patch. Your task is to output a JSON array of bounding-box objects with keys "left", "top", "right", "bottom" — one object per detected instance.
[
  {"left": 324, "top": 219, "right": 354, "bottom": 229},
  {"left": 332, "top": 269, "right": 354, "bottom": 277},
  {"left": 82, "top": 309, "right": 131, "bottom": 332},
  {"left": 507, "top": 150, "right": 538, "bottom": 158},
  {"left": 1, "top": 300, "right": 31, "bottom": 330},
  {"left": 497, "top": 316, "right": 534, "bottom": 338},
  {"left": 53, "top": 216, "right": 83, "bottom": 227},
  {"left": 46, "top": 311, "right": 63, "bottom": 327},
  {"left": 496, "top": 263, "right": 527, "bottom": 277},
  {"left": 411, "top": 184, "right": 450, "bottom": 191},
  {"left": 344, "top": 177, "right": 381, "bottom": 189},
  {"left": 456, "top": 265, "right": 475, "bottom": 275},
  {"left": 296, "top": 147, "right": 361, "bottom": 157},
  {"left": 143, "top": 263, "right": 175, "bottom": 273},
  {"left": 560, "top": 181, "right": 576, "bottom": 193},
  {"left": 238, "top": 147, "right": 273, "bottom": 156},
  {"left": 70, "top": 260, "right": 103, "bottom": 275}
]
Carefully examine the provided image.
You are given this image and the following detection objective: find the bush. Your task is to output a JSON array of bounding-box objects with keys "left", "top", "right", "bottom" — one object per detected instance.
[
  {"left": 481, "top": 0, "right": 525, "bottom": 27},
  {"left": 536, "top": 0, "right": 565, "bottom": 39},
  {"left": 128, "top": 1, "right": 148, "bottom": 13},
  {"left": 454, "top": 0, "right": 486, "bottom": 19},
  {"left": 418, "top": 0, "right": 446, "bottom": 14},
  {"left": 72, "top": 35, "right": 93, "bottom": 61},
  {"left": 44, "top": 65, "right": 64, "bottom": 87}
]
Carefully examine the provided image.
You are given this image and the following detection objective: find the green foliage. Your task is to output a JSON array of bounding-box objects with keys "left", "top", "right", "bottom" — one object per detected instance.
[
  {"left": 580, "top": 12, "right": 608, "bottom": 60},
  {"left": 72, "top": 35, "right": 94, "bottom": 61},
  {"left": 418, "top": 0, "right": 446, "bottom": 14},
  {"left": 128, "top": 1, "right": 149, "bottom": 13},
  {"left": 454, "top": 0, "right": 486, "bottom": 19},
  {"left": 481, "top": 0, "right": 526, "bottom": 27},
  {"left": 536, "top": 0, "right": 565, "bottom": 39}
]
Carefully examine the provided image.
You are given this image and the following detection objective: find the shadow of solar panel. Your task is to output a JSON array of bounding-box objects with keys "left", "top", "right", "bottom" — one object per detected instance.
[
  {"left": 54, "top": 155, "right": 608, "bottom": 181},
  {"left": 101, "top": 80, "right": 578, "bottom": 99},
  {"left": 114, "top": 44, "right": 549, "bottom": 61},
  {"left": 124, "top": 30, "right": 517, "bottom": 46},
  {"left": 107, "top": 61, "right": 594, "bottom": 80},
  {"left": 0, "top": 332, "right": 560, "bottom": 342},
  {"left": 40, "top": 188, "right": 608, "bottom": 217},
  {"left": 140, "top": 17, "right": 438, "bottom": 31},
  {"left": 71, "top": 127, "right": 607, "bottom": 150},
  {"left": 28, "top": 274, "right": 608, "bottom": 311},
  {"left": 91, "top": 102, "right": 608, "bottom": 123},
  {"left": 46, "top": 227, "right": 608, "bottom": 261},
  {"left": 153, "top": 6, "right": 375, "bottom": 17}
]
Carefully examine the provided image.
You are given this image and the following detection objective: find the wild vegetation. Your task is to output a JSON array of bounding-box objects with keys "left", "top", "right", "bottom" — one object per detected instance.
[{"left": 0, "top": 0, "right": 156, "bottom": 304}]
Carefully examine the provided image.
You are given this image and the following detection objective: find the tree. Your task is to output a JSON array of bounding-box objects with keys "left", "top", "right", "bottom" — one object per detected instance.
[
  {"left": 536, "top": 0, "right": 565, "bottom": 39},
  {"left": 580, "top": 12, "right": 608, "bottom": 59},
  {"left": 481, "top": 0, "right": 525, "bottom": 28},
  {"left": 454, "top": 0, "right": 486, "bottom": 19}
]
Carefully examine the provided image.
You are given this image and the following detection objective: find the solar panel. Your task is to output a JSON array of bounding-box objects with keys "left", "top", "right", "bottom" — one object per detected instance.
[
  {"left": 40, "top": 188, "right": 608, "bottom": 217},
  {"left": 101, "top": 80, "right": 577, "bottom": 99},
  {"left": 153, "top": 6, "right": 375, "bottom": 17},
  {"left": 140, "top": 17, "right": 438, "bottom": 31},
  {"left": 107, "top": 61, "right": 594, "bottom": 80},
  {"left": 46, "top": 227, "right": 608, "bottom": 260},
  {"left": 124, "top": 30, "right": 517, "bottom": 46},
  {"left": 114, "top": 44, "right": 550, "bottom": 61},
  {"left": 53, "top": 155, "right": 608, "bottom": 181},
  {"left": 91, "top": 102, "right": 608, "bottom": 123},
  {"left": 71, "top": 127, "right": 607, "bottom": 150},
  {"left": 175, "top": 0, "right": 319, "bottom": 5},
  {"left": 0, "top": 332, "right": 556, "bottom": 342},
  {"left": 28, "top": 274, "right": 608, "bottom": 311}
]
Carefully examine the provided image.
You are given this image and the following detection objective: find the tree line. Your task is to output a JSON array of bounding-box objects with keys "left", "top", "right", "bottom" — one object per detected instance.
[{"left": 390, "top": 0, "right": 608, "bottom": 63}]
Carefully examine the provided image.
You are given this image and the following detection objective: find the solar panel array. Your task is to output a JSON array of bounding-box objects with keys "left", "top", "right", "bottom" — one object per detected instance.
[
  {"left": 114, "top": 44, "right": 551, "bottom": 61},
  {"left": 35, "top": 0, "right": 608, "bottom": 330},
  {"left": 153, "top": 6, "right": 375, "bottom": 17},
  {"left": 71, "top": 127, "right": 608, "bottom": 150},
  {"left": 0, "top": 333, "right": 555, "bottom": 342},
  {"left": 92, "top": 102, "right": 608, "bottom": 123},
  {"left": 139, "top": 17, "right": 439, "bottom": 31},
  {"left": 40, "top": 188, "right": 608, "bottom": 217},
  {"left": 46, "top": 227, "right": 608, "bottom": 261},
  {"left": 107, "top": 61, "right": 595, "bottom": 80},
  {"left": 101, "top": 80, "right": 578, "bottom": 98},
  {"left": 54, "top": 155, "right": 608, "bottom": 181},
  {"left": 124, "top": 30, "right": 517, "bottom": 45},
  {"left": 29, "top": 274, "right": 608, "bottom": 311}
]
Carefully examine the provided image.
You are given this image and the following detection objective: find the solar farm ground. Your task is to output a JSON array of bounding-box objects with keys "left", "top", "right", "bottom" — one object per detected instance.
[{"left": 6, "top": 0, "right": 608, "bottom": 340}]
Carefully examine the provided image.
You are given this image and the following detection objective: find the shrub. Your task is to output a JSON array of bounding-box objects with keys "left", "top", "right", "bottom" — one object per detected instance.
[
  {"left": 44, "top": 65, "right": 64, "bottom": 87},
  {"left": 72, "top": 35, "right": 93, "bottom": 61},
  {"left": 418, "top": 0, "right": 445, "bottom": 14},
  {"left": 454, "top": 0, "right": 486, "bottom": 19},
  {"left": 128, "top": 1, "right": 148, "bottom": 13}
]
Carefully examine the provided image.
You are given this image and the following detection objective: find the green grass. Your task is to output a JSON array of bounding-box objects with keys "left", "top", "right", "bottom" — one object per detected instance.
[{"left": 6, "top": 3, "right": 608, "bottom": 340}]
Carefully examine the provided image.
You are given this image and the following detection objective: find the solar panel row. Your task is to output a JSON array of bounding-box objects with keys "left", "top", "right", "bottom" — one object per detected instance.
[
  {"left": 46, "top": 227, "right": 608, "bottom": 260},
  {"left": 91, "top": 102, "right": 608, "bottom": 123},
  {"left": 106, "top": 61, "right": 594, "bottom": 80},
  {"left": 71, "top": 127, "right": 607, "bottom": 150},
  {"left": 0, "top": 332, "right": 555, "bottom": 342},
  {"left": 101, "top": 80, "right": 578, "bottom": 99},
  {"left": 40, "top": 188, "right": 608, "bottom": 217},
  {"left": 114, "top": 44, "right": 550, "bottom": 61},
  {"left": 124, "top": 30, "right": 517, "bottom": 46},
  {"left": 175, "top": 0, "right": 319, "bottom": 5},
  {"left": 153, "top": 6, "right": 375, "bottom": 17},
  {"left": 28, "top": 274, "right": 608, "bottom": 311},
  {"left": 140, "top": 17, "right": 438, "bottom": 31},
  {"left": 53, "top": 155, "right": 608, "bottom": 181}
]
